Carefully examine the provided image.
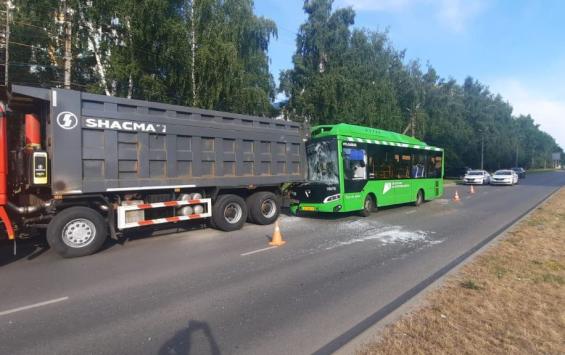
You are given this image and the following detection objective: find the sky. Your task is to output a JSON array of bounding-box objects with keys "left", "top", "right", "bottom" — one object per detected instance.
[{"left": 254, "top": 0, "right": 565, "bottom": 149}]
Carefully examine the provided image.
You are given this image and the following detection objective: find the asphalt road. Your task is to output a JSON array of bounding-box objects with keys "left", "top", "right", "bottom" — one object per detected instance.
[{"left": 1, "top": 171, "right": 564, "bottom": 355}]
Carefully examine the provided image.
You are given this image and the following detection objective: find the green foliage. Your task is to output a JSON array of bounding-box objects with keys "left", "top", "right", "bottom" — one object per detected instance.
[
  {"left": 281, "top": 0, "right": 562, "bottom": 171},
  {"left": 8, "top": 0, "right": 277, "bottom": 116},
  {"left": 6, "top": 0, "right": 561, "bottom": 170}
]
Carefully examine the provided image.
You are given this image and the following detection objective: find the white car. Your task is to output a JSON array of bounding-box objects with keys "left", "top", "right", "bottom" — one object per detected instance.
[
  {"left": 463, "top": 170, "right": 491, "bottom": 185},
  {"left": 490, "top": 170, "right": 519, "bottom": 185}
]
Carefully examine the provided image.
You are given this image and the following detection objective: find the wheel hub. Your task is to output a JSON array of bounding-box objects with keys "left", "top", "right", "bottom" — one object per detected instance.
[
  {"left": 260, "top": 199, "right": 276, "bottom": 218},
  {"left": 62, "top": 219, "right": 96, "bottom": 248},
  {"left": 224, "top": 203, "right": 243, "bottom": 224}
]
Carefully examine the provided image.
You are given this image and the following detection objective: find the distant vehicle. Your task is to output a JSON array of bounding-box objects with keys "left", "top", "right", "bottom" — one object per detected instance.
[
  {"left": 463, "top": 170, "right": 491, "bottom": 185},
  {"left": 490, "top": 170, "right": 519, "bottom": 185},
  {"left": 511, "top": 167, "right": 526, "bottom": 179}
]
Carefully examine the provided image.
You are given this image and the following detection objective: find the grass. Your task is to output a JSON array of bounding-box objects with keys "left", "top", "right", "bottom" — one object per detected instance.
[
  {"left": 358, "top": 188, "right": 565, "bottom": 355},
  {"left": 443, "top": 178, "right": 460, "bottom": 186},
  {"left": 527, "top": 168, "right": 560, "bottom": 173}
]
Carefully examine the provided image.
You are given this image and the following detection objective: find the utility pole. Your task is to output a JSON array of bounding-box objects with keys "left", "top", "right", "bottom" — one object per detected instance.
[
  {"left": 190, "top": 0, "right": 197, "bottom": 105},
  {"left": 4, "top": 0, "right": 12, "bottom": 86},
  {"left": 403, "top": 105, "right": 419, "bottom": 138},
  {"left": 480, "top": 131, "right": 484, "bottom": 170},
  {"left": 410, "top": 110, "right": 415, "bottom": 137},
  {"left": 515, "top": 144, "right": 518, "bottom": 167},
  {"left": 63, "top": 0, "right": 72, "bottom": 89}
]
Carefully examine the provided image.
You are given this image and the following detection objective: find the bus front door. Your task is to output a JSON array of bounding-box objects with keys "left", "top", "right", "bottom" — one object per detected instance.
[{"left": 342, "top": 146, "right": 368, "bottom": 211}]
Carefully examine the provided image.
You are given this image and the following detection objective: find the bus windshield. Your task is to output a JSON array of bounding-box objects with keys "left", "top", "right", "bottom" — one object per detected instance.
[{"left": 306, "top": 139, "right": 339, "bottom": 184}]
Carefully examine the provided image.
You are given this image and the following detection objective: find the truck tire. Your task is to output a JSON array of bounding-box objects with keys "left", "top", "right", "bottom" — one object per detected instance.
[
  {"left": 47, "top": 206, "right": 108, "bottom": 258},
  {"left": 246, "top": 191, "right": 280, "bottom": 225},
  {"left": 211, "top": 194, "right": 248, "bottom": 232}
]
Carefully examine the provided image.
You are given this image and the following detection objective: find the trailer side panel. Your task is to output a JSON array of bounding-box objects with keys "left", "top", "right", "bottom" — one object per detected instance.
[{"left": 40, "top": 88, "right": 305, "bottom": 195}]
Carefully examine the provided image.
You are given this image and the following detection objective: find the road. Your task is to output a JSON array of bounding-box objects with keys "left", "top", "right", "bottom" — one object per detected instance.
[{"left": 1, "top": 171, "right": 564, "bottom": 355}]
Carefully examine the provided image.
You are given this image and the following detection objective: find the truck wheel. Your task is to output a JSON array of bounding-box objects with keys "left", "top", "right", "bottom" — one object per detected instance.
[
  {"left": 211, "top": 194, "right": 248, "bottom": 232},
  {"left": 247, "top": 191, "right": 280, "bottom": 225},
  {"left": 47, "top": 206, "right": 108, "bottom": 258}
]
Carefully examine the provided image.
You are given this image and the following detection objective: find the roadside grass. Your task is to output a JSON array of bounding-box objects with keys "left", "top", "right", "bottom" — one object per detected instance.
[
  {"left": 358, "top": 188, "right": 565, "bottom": 355},
  {"left": 527, "top": 168, "right": 560, "bottom": 173},
  {"left": 443, "top": 178, "right": 459, "bottom": 186}
]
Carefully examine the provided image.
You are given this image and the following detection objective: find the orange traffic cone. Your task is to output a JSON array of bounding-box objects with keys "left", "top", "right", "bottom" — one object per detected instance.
[
  {"left": 269, "top": 220, "right": 286, "bottom": 246},
  {"left": 453, "top": 190, "right": 461, "bottom": 202},
  {"left": 470, "top": 185, "right": 476, "bottom": 194}
]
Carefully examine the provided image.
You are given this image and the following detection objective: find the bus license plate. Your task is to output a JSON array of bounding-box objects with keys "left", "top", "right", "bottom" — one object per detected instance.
[{"left": 302, "top": 206, "right": 316, "bottom": 211}]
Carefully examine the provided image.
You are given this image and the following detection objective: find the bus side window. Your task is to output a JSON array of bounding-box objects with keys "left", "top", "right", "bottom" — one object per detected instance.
[
  {"left": 369, "top": 145, "right": 394, "bottom": 180},
  {"left": 412, "top": 152, "right": 426, "bottom": 178},
  {"left": 426, "top": 152, "right": 442, "bottom": 177}
]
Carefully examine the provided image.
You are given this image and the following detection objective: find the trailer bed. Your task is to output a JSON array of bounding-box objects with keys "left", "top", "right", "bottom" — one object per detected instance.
[{"left": 11, "top": 86, "right": 305, "bottom": 195}]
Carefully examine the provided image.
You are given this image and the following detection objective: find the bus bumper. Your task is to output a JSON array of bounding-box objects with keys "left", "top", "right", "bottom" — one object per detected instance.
[{"left": 290, "top": 200, "right": 342, "bottom": 214}]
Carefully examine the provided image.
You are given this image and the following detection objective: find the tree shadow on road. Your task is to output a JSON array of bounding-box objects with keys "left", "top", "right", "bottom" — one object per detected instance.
[{"left": 159, "top": 320, "right": 221, "bottom": 355}]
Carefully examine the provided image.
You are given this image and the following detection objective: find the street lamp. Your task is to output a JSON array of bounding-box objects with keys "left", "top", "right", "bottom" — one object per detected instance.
[{"left": 478, "top": 129, "right": 484, "bottom": 170}]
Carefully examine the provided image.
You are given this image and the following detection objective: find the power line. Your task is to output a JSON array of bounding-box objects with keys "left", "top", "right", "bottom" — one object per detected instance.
[
  {"left": 0, "top": 61, "right": 61, "bottom": 69},
  {"left": 11, "top": 19, "right": 58, "bottom": 35},
  {"left": 6, "top": 40, "right": 45, "bottom": 50}
]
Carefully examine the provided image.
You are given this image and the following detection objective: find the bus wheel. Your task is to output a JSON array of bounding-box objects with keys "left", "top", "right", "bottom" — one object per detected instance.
[
  {"left": 211, "top": 194, "right": 248, "bottom": 232},
  {"left": 414, "top": 189, "right": 424, "bottom": 207},
  {"left": 247, "top": 191, "right": 280, "bottom": 225},
  {"left": 360, "top": 195, "right": 375, "bottom": 217},
  {"left": 47, "top": 206, "right": 108, "bottom": 258}
]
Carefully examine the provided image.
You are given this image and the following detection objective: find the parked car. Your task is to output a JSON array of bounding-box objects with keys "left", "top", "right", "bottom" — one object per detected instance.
[
  {"left": 511, "top": 167, "right": 527, "bottom": 179},
  {"left": 490, "top": 170, "right": 519, "bottom": 185},
  {"left": 463, "top": 170, "right": 491, "bottom": 185}
]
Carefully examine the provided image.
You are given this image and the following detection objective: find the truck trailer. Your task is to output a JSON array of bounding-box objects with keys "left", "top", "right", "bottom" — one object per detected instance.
[{"left": 0, "top": 85, "right": 305, "bottom": 257}]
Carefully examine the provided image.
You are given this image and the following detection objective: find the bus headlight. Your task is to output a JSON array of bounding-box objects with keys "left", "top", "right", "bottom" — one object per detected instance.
[{"left": 323, "top": 194, "right": 340, "bottom": 203}]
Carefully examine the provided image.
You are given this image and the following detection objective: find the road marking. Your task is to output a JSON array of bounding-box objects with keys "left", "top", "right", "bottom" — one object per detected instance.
[
  {"left": 241, "top": 246, "right": 278, "bottom": 256},
  {"left": 0, "top": 297, "right": 69, "bottom": 317},
  {"left": 405, "top": 210, "right": 416, "bottom": 215}
]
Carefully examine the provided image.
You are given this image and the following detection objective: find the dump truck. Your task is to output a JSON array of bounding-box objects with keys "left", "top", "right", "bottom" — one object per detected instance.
[{"left": 0, "top": 85, "right": 305, "bottom": 257}]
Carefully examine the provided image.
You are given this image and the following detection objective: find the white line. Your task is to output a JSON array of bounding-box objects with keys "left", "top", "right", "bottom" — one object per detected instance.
[
  {"left": 107, "top": 184, "right": 196, "bottom": 192},
  {"left": 405, "top": 210, "right": 416, "bottom": 214},
  {"left": 241, "top": 246, "right": 278, "bottom": 256},
  {"left": 0, "top": 297, "right": 69, "bottom": 317}
]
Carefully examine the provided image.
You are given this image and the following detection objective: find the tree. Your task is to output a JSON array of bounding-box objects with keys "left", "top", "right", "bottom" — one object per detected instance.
[
  {"left": 7, "top": 0, "right": 278, "bottom": 116},
  {"left": 281, "top": 0, "right": 561, "bottom": 171}
]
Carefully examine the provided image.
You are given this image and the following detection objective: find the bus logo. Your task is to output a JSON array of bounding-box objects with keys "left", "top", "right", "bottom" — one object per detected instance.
[
  {"left": 305, "top": 189, "right": 311, "bottom": 198},
  {"left": 56, "top": 111, "right": 78, "bottom": 130},
  {"left": 383, "top": 182, "right": 392, "bottom": 194}
]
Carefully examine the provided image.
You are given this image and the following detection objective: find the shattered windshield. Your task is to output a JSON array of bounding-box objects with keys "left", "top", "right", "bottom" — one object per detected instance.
[{"left": 306, "top": 139, "right": 339, "bottom": 184}]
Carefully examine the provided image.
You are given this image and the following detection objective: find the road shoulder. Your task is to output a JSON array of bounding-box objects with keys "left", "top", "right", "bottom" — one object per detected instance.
[{"left": 353, "top": 187, "right": 565, "bottom": 354}]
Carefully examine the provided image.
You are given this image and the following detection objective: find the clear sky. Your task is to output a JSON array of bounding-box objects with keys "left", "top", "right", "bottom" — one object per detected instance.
[{"left": 255, "top": 0, "right": 565, "bottom": 149}]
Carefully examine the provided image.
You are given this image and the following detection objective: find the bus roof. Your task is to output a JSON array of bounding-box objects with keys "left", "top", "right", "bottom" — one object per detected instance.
[{"left": 310, "top": 123, "right": 443, "bottom": 151}]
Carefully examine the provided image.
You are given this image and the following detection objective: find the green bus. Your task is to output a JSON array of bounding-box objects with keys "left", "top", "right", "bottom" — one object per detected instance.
[{"left": 289, "top": 124, "right": 444, "bottom": 216}]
